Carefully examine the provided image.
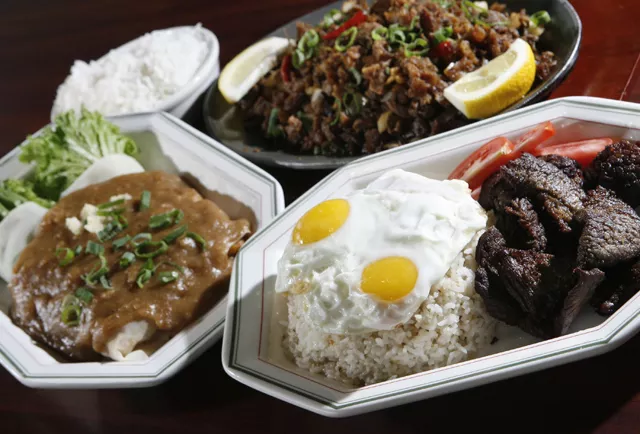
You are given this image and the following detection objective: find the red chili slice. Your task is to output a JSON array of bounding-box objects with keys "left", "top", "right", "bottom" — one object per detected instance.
[
  {"left": 280, "top": 54, "right": 292, "bottom": 83},
  {"left": 322, "top": 10, "right": 367, "bottom": 40}
]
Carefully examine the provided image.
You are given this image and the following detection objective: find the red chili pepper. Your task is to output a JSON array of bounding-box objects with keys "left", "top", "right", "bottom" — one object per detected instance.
[
  {"left": 280, "top": 54, "right": 292, "bottom": 83},
  {"left": 322, "top": 10, "right": 367, "bottom": 40},
  {"left": 433, "top": 40, "right": 454, "bottom": 59}
]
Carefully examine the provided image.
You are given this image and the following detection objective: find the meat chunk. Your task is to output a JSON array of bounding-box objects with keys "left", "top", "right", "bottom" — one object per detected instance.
[
  {"left": 500, "top": 197, "right": 547, "bottom": 251},
  {"left": 539, "top": 154, "right": 584, "bottom": 187},
  {"left": 576, "top": 187, "right": 640, "bottom": 269},
  {"left": 475, "top": 227, "right": 604, "bottom": 338},
  {"left": 588, "top": 140, "right": 640, "bottom": 208},
  {"left": 555, "top": 268, "right": 605, "bottom": 334},
  {"left": 480, "top": 154, "right": 585, "bottom": 232},
  {"left": 592, "top": 260, "right": 640, "bottom": 316}
]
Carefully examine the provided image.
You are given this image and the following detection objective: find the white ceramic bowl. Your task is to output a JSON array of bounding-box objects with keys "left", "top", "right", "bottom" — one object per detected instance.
[
  {"left": 0, "top": 111, "right": 284, "bottom": 388},
  {"left": 222, "top": 96, "right": 640, "bottom": 417},
  {"left": 51, "top": 25, "right": 220, "bottom": 120}
]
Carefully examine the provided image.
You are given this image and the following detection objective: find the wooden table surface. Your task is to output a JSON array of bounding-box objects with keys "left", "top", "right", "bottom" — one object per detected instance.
[{"left": 2, "top": 0, "right": 640, "bottom": 432}]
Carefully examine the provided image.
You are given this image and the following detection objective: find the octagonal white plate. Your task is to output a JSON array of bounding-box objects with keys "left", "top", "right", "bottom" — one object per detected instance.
[
  {"left": 222, "top": 96, "right": 640, "bottom": 417},
  {"left": 0, "top": 111, "right": 284, "bottom": 388}
]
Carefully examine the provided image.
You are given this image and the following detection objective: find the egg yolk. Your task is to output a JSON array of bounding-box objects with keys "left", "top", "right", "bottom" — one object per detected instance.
[
  {"left": 361, "top": 257, "right": 418, "bottom": 302},
  {"left": 292, "top": 199, "right": 350, "bottom": 245}
]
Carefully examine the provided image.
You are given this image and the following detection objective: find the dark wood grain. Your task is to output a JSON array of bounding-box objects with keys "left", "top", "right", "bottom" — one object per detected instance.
[{"left": 1, "top": 0, "right": 640, "bottom": 432}]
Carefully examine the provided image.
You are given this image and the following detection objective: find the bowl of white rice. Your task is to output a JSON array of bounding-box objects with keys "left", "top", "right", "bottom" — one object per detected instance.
[{"left": 51, "top": 24, "right": 220, "bottom": 120}]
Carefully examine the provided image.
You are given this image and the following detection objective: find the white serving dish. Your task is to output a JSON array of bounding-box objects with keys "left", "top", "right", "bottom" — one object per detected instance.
[
  {"left": 0, "top": 111, "right": 284, "bottom": 388},
  {"left": 51, "top": 25, "right": 220, "bottom": 120},
  {"left": 221, "top": 96, "right": 640, "bottom": 417}
]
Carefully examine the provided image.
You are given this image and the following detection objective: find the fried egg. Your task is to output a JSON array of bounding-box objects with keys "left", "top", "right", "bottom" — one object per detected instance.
[{"left": 275, "top": 169, "right": 487, "bottom": 334}]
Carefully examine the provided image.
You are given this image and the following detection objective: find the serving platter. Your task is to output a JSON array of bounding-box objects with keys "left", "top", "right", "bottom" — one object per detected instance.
[
  {"left": 222, "top": 96, "right": 640, "bottom": 417},
  {"left": 203, "top": 0, "right": 582, "bottom": 170},
  {"left": 0, "top": 111, "right": 285, "bottom": 389}
]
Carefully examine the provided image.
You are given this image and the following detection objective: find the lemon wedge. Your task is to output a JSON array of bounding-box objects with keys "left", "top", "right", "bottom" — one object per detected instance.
[
  {"left": 443, "top": 38, "right": 536, "bottom": 119},
  {"left": 218, "top": 36, "right": 293, "bottom": 104}
]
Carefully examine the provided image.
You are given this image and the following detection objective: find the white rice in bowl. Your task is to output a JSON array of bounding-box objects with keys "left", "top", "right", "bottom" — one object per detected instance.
[{"left": 282, "top": 231, "right": 497, "bottom": 386}]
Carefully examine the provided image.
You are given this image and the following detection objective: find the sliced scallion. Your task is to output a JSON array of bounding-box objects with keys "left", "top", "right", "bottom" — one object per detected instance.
[
  {"left": 81, "top": 255, "right": 109, "bottom": 286},
  {"left": 131, "top": 233, "right": 152, "bottom": 247},
  {"left": 97, "top": 208, "right": 125, "bottom": 217},
  {"left": 135, "top": 259, "right": 155, "bottom": 288},
  {"left": 112, "top": 235, "right": 131, "bottom": 250},
  {"left": 139, "top": 190, "right": 151, "bottom": 211},
  {"left": 61, "top": 302, "right": 82, "bottom": 326},
  {"left": 74, "top": 245, "right": 83, "bottom": 256},
  {"left": 530, "top": 10, "right": 551, "bottom": 27},
  {"left": 99, "top": 275, "right": 112, "bottom": 289},
  {"left": 97, "top": 198, "right": 125, "bottom": 210},
  {"left": 149, "top": 209, "right": 183, "bottom": 230},
  {"left": 371, "top": 26, "right": 389, "bottom": 41},
  {"left": 119, "top": 251, "right": 136, "bottom": 268},
  {"left": 163, "top": 225, "right": 187, "bottom": 244},
  {"left": 342, "top": 92, "right": 363, "bottom": 116},
  {"left": 186, "top": 232, "right": 207, "bottom": 250},
  {"left": 330, "top": 98, "right": 342, "bottom": 126},
  {"left": 85, "top": 240, "right": 104, "bottom": 256},
  {"left": 291, "top": 49, "right": 306, "bottom": 69},
  {"left": 404, "top": 38, "right": 429, "bottom": 57},
  {"left": 55, "top": 248, "right": 75, "bottom": 266},
  {"left": 158, "top": 271, "right": 180, "bottom": 284},
  {"left": 349, "top": 68, "right": 362, "bottom": 86},
  {"left": 75, "top": 287, "right": 94, "bottom": 304},
  {"left": 388, "top": 24, "right": 406, "bottom": 45},
  {"left": 322, "top": 8, "right": 342, "bottom": 28},
  {"left": 433, "top": 26, "right": 453, "bottom": 44},
  {"left": 267, "top": 108, "right": 283, "bottom": 138},
  {"left": 134, "top": 240, "right": 169, "bottom": 259},
  {"left": 335, "top": 27, "right": 358, "bottom": 52}
]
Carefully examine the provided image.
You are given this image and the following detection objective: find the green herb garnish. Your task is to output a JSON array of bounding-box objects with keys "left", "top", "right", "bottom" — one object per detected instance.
[
  {"left": 335, "top": 27, "right": 358, "bottom": 52},
  {"left": 119, "top": 251, "right": 136, "bottom": 268},
  {"left": 371, "top": 26, "right": 389, "bottom": 41},
  {"left": 135, "top": 259, "right": 155, "bottom": 288},
  {"left": 81, "top": 255, "right": 109, "bottom": 286},
  {"left": 112, "top": 235, "right": 131, "bottom": 250},
  {"left": 75, "top": 287, "right": 94, "bottom": 304},
  {"left": 433, "top": 26, "right": 453, "bottom": 44},
  {"left": 163, "top": 225, "right": 187, "bottom": 244},
  {"left": 55, "top": 247, "right": 75, "bottom": 266},
  {"left": 158, "top": 271, "right": 180, "bottom": 284},
  {"left": 404, "top": 38, "right": 429, "bottom": 57},
  {"left": 186, "top": 232, "right": 207, "bottom": 250},
  {"left": 131, "top": 233, "right": 152, "bottom": 247},
  {"left": 97, "top": 198, "right": 125, "bottom": 209},
  {"left": 85, "top": 240, "right": 104, "bottom": 256},
  {"left": 342, "top": 92, "right": 363, "bottom": 116},
  {"left": 530, "top": 10, "right": 551, "bottom": 27},
  {"left": 139, "top": 191, "right": 151, "bottom": 211},
  {"left": 149, "top": 209, "right": 183, "bottom": 230},
  {"left": 267, "top": 108, "right": 284, "bottom": 138},
  {"left": 134, "top": 240, "right": 169, "bottom": 259}
]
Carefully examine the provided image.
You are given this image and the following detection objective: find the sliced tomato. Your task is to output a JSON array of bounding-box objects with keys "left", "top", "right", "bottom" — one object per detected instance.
[
  {"left": 471, "top": 186, "right": 482, "bottom": 201},
  {"left": 513, "top": 121, "right": 556, "bottom": 154},
  {"left": 533, "top": 137, "right": 615, "bottom": 167},
  {"left": 448, "top": 137, "right": 516, "bottom": 190}
]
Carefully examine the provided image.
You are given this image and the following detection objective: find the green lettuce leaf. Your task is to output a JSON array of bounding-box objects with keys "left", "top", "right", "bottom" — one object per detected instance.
[
  {"left": 0, "top": 179, "right": 55, "bottom": 214},
  {"left": 19, "top": 107, "right": 139, "bottom": 200}
]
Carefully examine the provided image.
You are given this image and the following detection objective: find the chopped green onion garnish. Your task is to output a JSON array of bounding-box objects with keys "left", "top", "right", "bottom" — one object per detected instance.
[
  {"left": 134, "top": 240, "right": 169, "bottom": 259},
  {"left": 120, "top": 251, "right": 136, "bottom": 268},
  {"left": 81, "top": 255, "right": 109, "bottom": 286},
  {"left": 163, "top": 225, "right": 187, "bottom": 244},
  {"left": 75, "top": 287, "right": 93, "bottom": 304},
  {"left": 99, "top": 275, "right": 112, "bottom": 289},
  {"left": 149, "top": 209, "right": 183, "bottom": 230},
  {"left": 135, "top": 259, "right": 155, "bottom": 288},
  {"left": 349, "top": 68, "right": 362, "bottom": 86},
  {"left": 131, "top": 233, "right": 152, "bottom": 247},
  {"left": 388, "top": 24, "right": 406, "bottom": 45},
  {"left": 97, "top": 199, "right": 125, "bottom": 210},
  {"left": 404, "top": 38, "right": 429, "bottom": 57},
  {"left": 85, "top": 240, "right": 104, "bottom": 256},
  {"left": 335, "top": 27, "right": 358, "bottom": 52},
  {"left": 433, "top": 26, "right": 453, "bottom": 44},
  {"left": 158, "top": 271, "right": 180, "bottom": 284},
  {"left": 97, "top": 207, "right": 125, "bottom": 217},
  {"left": 330, "top": 98, "right": 342, "bottom": 126},
  {"left": 74, "top": 245, "right": 83, "bottom": 256},
  {"left": 139, "top": 191, "right": 151, "bottom": 211},
  {"left": 98, "top": 220, "right": 126, "bottom": 242},
  {"left": 371, "top": 26, "right": 389, "bottom": 41},
  {"left": 61, "top": 302, "right": 82, "bottom": 326},
  {"left": 322, "top": 8, "right": 342, "bottom": 28},
  {"left": 291, "top": 49, "right": 306, "bottom": 69},
  {"left": 530, "top": 10, "right": 551, "bottom": 27},
  {"left": 267, "top": 108, "right": 284, "bottom": 138},
  {"left": 112, "top": 235, "right": 131, "bottom": 250},
  {"left": 186, "top": 232, "right": 207, "bottom": 250},
  {"left": 55, "top": 248, "right": 75, "bottom": 266},
  {"left": 342, "top": 92, "right": 363, "bottom": 116},
  {"left": 298, "top": 29, "right": 320, "bottom": 55},
  {"left": 409, "top": 15, "right": 420, "bottom": 31}
]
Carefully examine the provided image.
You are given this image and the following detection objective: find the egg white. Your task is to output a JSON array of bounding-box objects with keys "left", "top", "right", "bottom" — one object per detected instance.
[{"left": 275, "top": 169, "right": 488, "bottom": 335}]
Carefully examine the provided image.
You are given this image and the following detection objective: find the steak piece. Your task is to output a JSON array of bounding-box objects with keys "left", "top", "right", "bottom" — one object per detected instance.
[
  {"left": 500, "top": 197, "right": 547, "bottom": 251},
  {"left": 480, "top": 154, "right": 585, "bottom": 233},
  {"left": 475, "top": 227, "right": 604, "bottom": 338},
  {"left": 576, "top": 187, "right": 640, "bottom": 269},
  {"left": 588, "top": 140, "right": 640, "bottom": 208},
  {"left": 592, "top": 260, "right": 640, "bottom": 316},
  {"left": 539, "top": 154, "right": 584, "bottom": 187},
  {"left": 555, "top": 268, "right": 605, "bottom": 335}
]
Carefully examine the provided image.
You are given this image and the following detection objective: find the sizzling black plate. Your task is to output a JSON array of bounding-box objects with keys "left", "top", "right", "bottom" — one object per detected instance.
[{"left": 203, "top": 0, "right": 581, "bottom": 170}]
